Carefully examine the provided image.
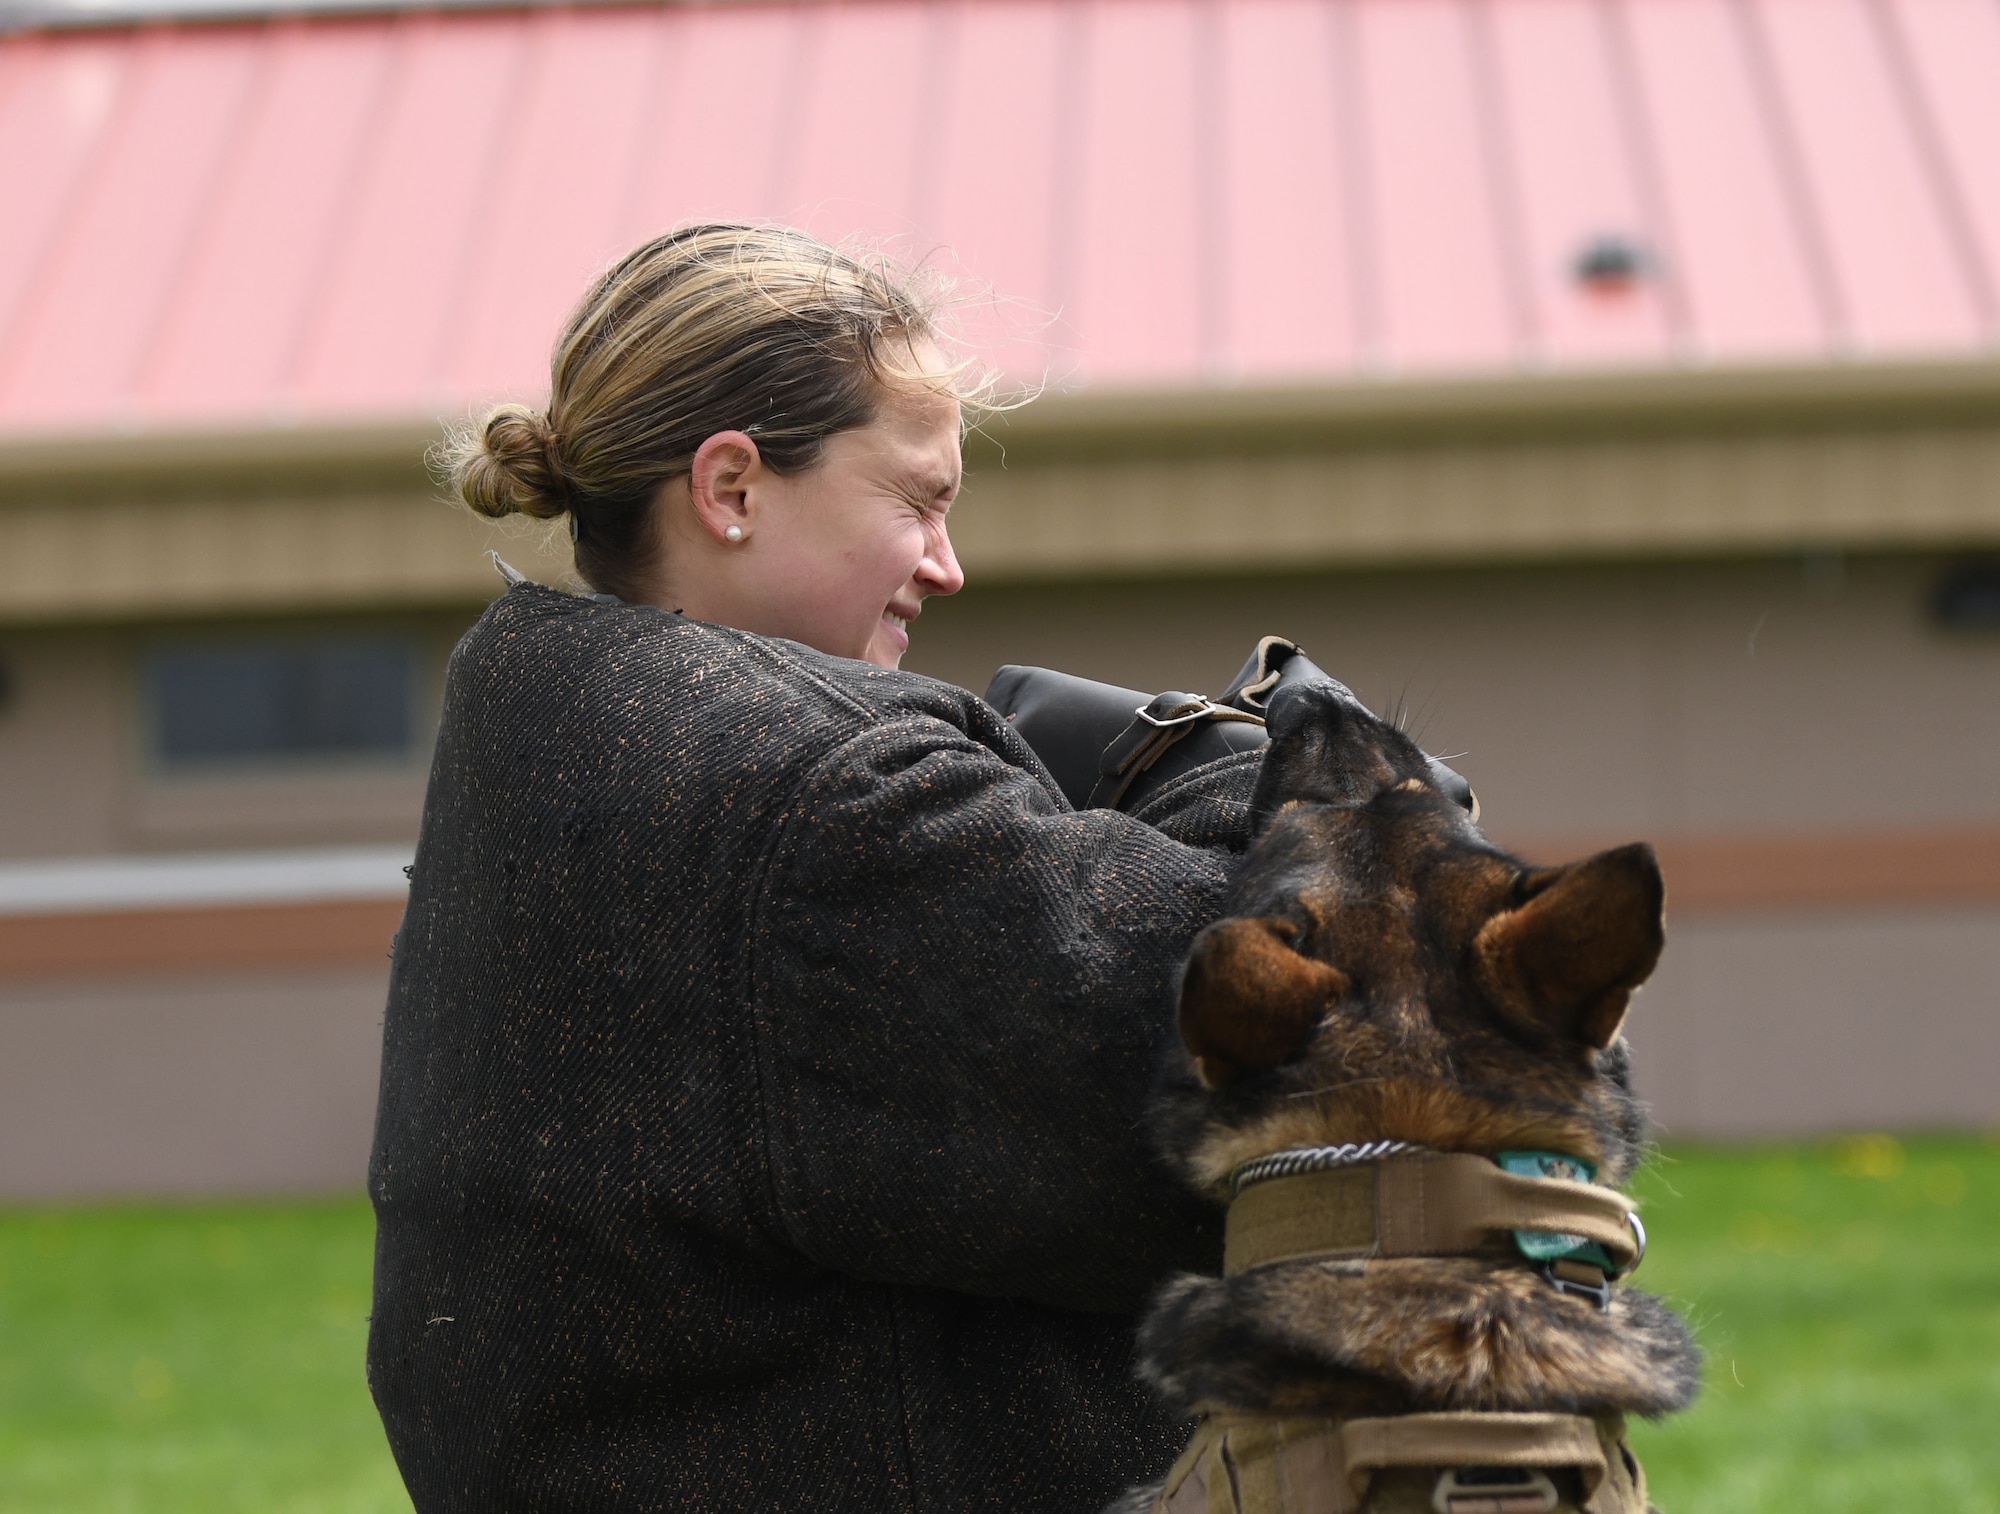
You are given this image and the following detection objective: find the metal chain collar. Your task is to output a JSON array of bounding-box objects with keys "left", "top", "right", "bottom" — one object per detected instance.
[{"left": 1227, "top": 1140, "right": 1429, "bottom": 1198}]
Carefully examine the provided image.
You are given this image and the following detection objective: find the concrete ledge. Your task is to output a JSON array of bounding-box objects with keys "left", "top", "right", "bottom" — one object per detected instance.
[
  {"left": 0, "top": 843, "right": 414, "bottom": 914},
  {"left": 0, "top": 846, "right": 411, "bottom": 981}
]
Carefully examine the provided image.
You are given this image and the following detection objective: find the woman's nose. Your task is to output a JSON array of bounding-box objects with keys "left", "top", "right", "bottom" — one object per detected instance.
[{"left": 920, "top": 522, "right": 965, "bottom": 596}]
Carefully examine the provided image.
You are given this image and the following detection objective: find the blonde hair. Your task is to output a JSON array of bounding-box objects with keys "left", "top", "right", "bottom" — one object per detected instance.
[{"left": 446, "top": 224, "right": 978, "bottom": 601}]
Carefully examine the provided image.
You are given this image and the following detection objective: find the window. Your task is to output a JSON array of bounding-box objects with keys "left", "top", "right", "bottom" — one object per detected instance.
[
  {"left": 1932, "top": 560, "right": 2000, "bottom": 633},
  {"left": 143, "top": 635, "right": 421, "bottom": 767}
]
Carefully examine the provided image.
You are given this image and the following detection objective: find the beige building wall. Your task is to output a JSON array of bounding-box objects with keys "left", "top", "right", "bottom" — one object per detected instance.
[
  {"left": 0, "top": 612, "right": 472, "bottom": 860},
  {"left": 1638, "top": 906, "right": 2000, "bottom": 1138},
  {"left": 905, "top": 552, "right": 2000, "bottom": 846},
  {"left": 2, "top": 549, "right": 1995, "bottom": 1197},
  {"left": 4, "top": 370, "right": 1998, "bottom": 1192},
  {"left": 0, "top": 966, "right": 389, "bottom": 1199},
  {"left": 7, "top": 552, "right": 1984, "bottom": 864},
  {"left": 0, "top": 628, "right": 128, "bottom": 859},
  {"left": 902, "top": 552, "right": 2000, "bottom": 1142},
  {"left": 11, "top": 551, "right": 1992, "bottom": 864}
]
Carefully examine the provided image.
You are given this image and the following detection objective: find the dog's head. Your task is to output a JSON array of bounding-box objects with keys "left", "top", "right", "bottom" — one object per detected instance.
[{"left": 1163, "top": 685, "right": 1664, "bottom": 1192}]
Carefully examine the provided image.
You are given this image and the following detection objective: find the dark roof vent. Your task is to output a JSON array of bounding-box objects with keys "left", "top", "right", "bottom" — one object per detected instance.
[
  {"left": 1931, "top": 560, "right": 2000, "bottom": 631},
  {"left": 1572, "top": 233, "right": 1654, "bottom": 291}
]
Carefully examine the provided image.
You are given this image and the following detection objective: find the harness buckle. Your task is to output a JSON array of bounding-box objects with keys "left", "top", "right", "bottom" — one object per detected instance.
[
  {"left": 1133, "top": 694, "right": 1230, "bottom": 729},
  {"left": 1430, "top": 1466, "right": 1559, "bottom": 1514},
  {"left": 1539, "top": 1258, "right": 1613, "bottom": 1311}
]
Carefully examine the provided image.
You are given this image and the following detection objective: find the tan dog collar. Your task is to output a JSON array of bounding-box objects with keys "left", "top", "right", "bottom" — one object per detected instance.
[{"left": 1223, "top": 1151, "right": 1642, "bottom": 1280}]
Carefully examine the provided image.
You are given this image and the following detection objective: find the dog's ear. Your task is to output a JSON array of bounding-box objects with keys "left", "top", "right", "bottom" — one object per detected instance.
[
  {"left": 1472, "top": 843, "right": 1664, "bottom": 1049},
  {"left": 1178, "top": 916, "right": 1348, "bottom": 1088}
]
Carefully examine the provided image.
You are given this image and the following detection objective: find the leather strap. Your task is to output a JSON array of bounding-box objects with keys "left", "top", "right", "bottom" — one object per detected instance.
[
  {"left": 1221, "top": 635, "right": 1306, "bottom": 712},
  {"left": 1224, "top": 1155, "right": 1640, "bottom": 1277},
  {"left": 1156, "top": 1409, "right": 1644, "bottom": 1514},
  {"left": 1087, "top": 692, "right": 1266, "bottom": 810}
]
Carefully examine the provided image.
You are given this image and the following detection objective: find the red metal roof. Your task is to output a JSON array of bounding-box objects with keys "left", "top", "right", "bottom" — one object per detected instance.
[{"left": 3, "top": 0, "right": 1999, "bottom": 439}]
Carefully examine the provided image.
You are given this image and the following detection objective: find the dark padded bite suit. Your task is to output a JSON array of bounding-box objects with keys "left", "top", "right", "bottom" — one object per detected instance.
[{"left": 986, "top": 637, "right": 1477, "bottom": 821}]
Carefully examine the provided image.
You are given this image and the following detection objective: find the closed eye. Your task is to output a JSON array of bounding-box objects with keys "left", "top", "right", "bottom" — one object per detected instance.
[{"left": 913, "top": 471, "right": 960, "bottom": 509}]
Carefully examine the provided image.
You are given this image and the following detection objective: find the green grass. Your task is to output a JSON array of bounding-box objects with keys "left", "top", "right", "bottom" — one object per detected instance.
[
  {"left": 0, "top": 1198, "right": 410, "bottom": 1514},
  {"left": 1, "top": 1137, "right": 1995, "bottom": 1512},
  {"left": 1627, "top": 1134, "right": 2000, "bottom": 1513}
]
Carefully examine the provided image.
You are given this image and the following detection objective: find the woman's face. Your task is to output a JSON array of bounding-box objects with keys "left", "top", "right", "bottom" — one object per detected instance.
[
  {"left": 663, "top": 368, "right": 966, "bottom": 669},
  {"left": 749, "top": 381, "right": 966, "bottom": 668}
]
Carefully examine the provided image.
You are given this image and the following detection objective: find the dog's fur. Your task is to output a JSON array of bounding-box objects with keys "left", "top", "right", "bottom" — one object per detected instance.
[{"left": 1121, "top": 687, "right": 1700, "bottom": 1505}]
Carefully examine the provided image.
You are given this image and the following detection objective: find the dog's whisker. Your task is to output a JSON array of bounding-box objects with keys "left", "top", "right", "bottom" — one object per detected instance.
[{"left": 1410, "top": 678, "right": 1445, "bottom": 745}]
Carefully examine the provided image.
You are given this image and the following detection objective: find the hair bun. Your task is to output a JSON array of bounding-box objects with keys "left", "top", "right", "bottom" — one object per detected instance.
[{"left": 449, "top": 403, "right": 571, "bottom": 520}]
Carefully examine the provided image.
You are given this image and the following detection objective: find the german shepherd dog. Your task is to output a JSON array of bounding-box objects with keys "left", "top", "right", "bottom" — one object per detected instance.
[{"left": 1117, "top": 687, "right": 1700, "bottom": 1514}]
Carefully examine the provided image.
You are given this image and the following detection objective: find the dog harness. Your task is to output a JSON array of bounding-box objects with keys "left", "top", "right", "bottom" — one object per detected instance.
[
  {"left": 1143, "top": 1148, "right": 1653, "bottom": 1514},
  {"left": 1147, "top": 1407, "right": 1648, "bottom": 1514}
]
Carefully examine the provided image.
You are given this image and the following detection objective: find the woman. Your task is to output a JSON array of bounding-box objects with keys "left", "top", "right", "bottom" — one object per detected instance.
[{"left": 368, "top": 225, "right": 1262, "bottom": 1512}]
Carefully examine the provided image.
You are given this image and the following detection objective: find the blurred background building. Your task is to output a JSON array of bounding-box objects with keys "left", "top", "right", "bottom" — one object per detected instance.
[{"left": 1, "top": 0, "right": 1996, "bottom": 1197}]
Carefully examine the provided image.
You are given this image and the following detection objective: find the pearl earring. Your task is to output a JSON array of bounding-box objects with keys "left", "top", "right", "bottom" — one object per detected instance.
[{"left": 724, "top": 525, "right": 744, "bottom": 542}]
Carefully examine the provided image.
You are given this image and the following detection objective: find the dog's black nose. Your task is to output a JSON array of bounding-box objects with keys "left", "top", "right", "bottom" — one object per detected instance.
[{"left": 1428, "top": 756, "right": 1478, "bottom": 816}]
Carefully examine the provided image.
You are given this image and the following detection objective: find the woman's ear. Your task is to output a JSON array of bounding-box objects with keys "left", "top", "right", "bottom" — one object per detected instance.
[
  {"left": 1178, "top": 916, "right": 1347, "bottom": 1088},
  {"left": 687, "top": 431, "right": 762, "bottom": 545}
]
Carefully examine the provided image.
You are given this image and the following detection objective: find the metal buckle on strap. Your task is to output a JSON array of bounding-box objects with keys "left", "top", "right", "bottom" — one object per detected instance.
[
  {"left": 1431, "top": 1466, "right": 1559, "bottom": 1514},
  {"left": 1133, "top": 694, "right": 1250, "bottom": 729},
  {"left": 1531, "top": 1204, "right": 1645, "bottom": 1312},
  {"left": 1540, "top": 1212, "right": 1645, "bottom": 1309},
  {"left": 1540, "top": 1259, "right": 1613, "bottom": 1312},
  {"left": 1087, "top": 693, "right": 1260, "bottom": 810}
]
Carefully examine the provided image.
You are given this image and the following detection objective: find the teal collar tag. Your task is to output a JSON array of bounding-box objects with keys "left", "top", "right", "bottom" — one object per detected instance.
[{"left": 1495, "top": 1150, "right": 1618, "bottom": 1271}]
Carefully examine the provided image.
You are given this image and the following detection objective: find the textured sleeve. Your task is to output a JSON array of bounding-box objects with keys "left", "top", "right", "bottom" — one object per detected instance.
[
  {"left": 748, "top": 716, "right": 1237, "bottom": 1313},
  {"left": 1124, "top": 750, "right": 1262, "bottom": 851}
]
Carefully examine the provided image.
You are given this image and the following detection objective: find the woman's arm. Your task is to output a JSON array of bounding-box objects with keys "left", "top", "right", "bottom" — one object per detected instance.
[{"left": 747, "top": 717, "right": 1255, "bottom": 1314}]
